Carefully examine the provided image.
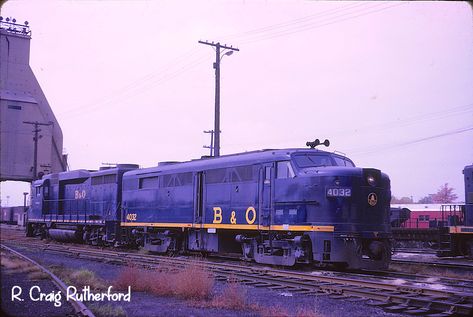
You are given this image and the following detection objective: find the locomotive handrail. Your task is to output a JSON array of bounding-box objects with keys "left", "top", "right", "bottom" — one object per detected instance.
[{"left": 40, "top": 198, "right": 116, "bottom": 223}]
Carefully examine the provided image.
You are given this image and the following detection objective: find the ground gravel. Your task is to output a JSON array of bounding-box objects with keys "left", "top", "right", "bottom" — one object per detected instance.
[
  {"left": 2, "top": 244, "right": 403, "bottom": 317},
  {"left": 1, "top": 266, "right": 75, "bottom": 316}
]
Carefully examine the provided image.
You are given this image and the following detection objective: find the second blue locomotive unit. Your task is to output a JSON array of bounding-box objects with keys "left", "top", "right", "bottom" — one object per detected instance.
[{"left": 27, "top": 146, "right": 392, "bottom": 269}]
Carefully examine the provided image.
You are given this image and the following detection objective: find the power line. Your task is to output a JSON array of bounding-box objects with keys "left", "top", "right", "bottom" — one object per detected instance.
[
  {"left": 351, "top": 126, "right": 473, "bottom": 156},
  {"left": 57, "top": 3, "right": 405, "bottom": 119},
  {"left": 60, "top": 55, "right": 208, "bottom": 119},
  {"left": 58, "top": 48, "right": 204, "bottom": 117},
  {"left": 223, "top": 102, "right": 473, "bottom": 149},
  {"left": 220, "top": 2, "right": 367, "bottom": 41},
  {"left": 239, "top": 2, "right": 405, "bottom": 44},
  {"left": 330, "top": 103, "right": 473, "bottom": 138}
]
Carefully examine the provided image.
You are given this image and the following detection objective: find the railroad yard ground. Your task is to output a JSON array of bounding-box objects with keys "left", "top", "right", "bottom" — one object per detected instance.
[
  {"left": 0, "top": 225, "right": 471, "bottom": 317},
  {"left": 2, "top": 225, "right": 470, "bottom": 317},
  {"left": 1, "top": 247, "right": 401, "bottom": 317}
]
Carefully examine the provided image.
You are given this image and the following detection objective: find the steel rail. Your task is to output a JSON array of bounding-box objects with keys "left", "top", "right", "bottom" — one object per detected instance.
[
  {"left": 5, "top": 238, "right": 473, "bottom": 288},
  {"left": 392, "top": 258, "right": 473, "bottom": 271},
  {"left": 4, "top": 240, "right": 473, "bottom": 316},
  {"left": 0, "top": 243, "right": 95, "bottom": 317}
]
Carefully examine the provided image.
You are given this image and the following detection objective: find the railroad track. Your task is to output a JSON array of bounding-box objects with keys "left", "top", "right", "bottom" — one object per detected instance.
[
  {"left": 3, "top": 239, "right": 473, "bottom": 317},
  {"left": 2, "top": 226, "right": 473, "bottom": 316},
  {"left": 393, "top": 248, "right": 437, "bottom": 255},
  {"left": 391, "top": 258, "right": 473, "bottom": 272},
  {"left": 0, "top": 243, "right": 95, "bottom": 317}
]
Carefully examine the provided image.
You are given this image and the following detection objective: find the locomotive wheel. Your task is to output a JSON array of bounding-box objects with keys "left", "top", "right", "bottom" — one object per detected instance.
[
  {"left": 166, "top": 249, "right": 177, "bottom": 257},
  {"left": 466, "top": 240, "right": 473, "bottom": 259},
  {"left": 25, "top": 223, "right": 34, "bottom": 237}
]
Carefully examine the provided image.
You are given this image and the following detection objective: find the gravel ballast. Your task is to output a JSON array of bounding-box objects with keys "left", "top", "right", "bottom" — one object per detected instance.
[{"left": 1, "top": 244, "right": 403, "bottom": 317}]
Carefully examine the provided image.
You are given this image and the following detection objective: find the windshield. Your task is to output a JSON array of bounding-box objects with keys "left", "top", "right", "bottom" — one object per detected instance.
[
  {"left": 293, "top": 154, "right": 333, "bottom": 168},
  {"left": 293, "top": 154, "right": 355, "bottom": 168},
  {"left": 332, "top": 156, "right": 355, "bottom": 167}
]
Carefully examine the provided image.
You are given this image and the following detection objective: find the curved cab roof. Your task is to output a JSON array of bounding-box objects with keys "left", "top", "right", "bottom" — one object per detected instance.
[{"left": 125, "top": 148, "right": 350, "bottom": 177}]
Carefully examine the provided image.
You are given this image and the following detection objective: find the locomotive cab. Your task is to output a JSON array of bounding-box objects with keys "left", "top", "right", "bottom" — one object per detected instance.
[{"left": 242, "top": 150, "right": 392, "bottom": 269}]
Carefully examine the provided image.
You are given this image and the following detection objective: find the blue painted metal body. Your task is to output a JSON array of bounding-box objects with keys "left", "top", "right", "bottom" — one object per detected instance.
[
  {"left": 122, "top": 149, "right": 390, "bottom": 232},
  {"left": 27, "top": 149, "right": 392, "bottom": 268},
  {"left": 29, "top": 165, "right": 138, "bottom": 226},
  {"left": 122, "top": 149, "right": 391, "bottom": 268}
]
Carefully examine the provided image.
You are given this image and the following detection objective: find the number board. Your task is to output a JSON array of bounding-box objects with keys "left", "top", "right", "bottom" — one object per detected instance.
[{"left": 326, "top": 188, "right": 352, "bottom": 197}]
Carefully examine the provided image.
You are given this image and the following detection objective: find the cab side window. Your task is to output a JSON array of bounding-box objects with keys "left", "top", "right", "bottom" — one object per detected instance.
[
  {"left": 264, "top": 166, "right": 271, "bottom": 182},
  {"left": 43, "top": 186, "right": 49, "bottom": 198},
  {"left": 276, "top": 161, "right": 295, "bottom": 179}
]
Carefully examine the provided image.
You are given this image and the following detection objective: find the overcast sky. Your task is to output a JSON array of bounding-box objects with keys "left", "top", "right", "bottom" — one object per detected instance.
[{"left": 1, "top": 0, "right": 472, "bottom": 207}]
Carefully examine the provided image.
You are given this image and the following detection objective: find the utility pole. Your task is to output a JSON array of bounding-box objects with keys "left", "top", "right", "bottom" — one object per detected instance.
[
  {"left": 203, "top": 130, "right": 215, "bottom": 156},
  {"left": 23, "top": 192, "right": 29, "bottom": 212},
  {"left": 23, "top": 121, "right": 52, "bottom": 180},
  {"left": 198, "top": 40, "right": 239, "bottom": 157}
]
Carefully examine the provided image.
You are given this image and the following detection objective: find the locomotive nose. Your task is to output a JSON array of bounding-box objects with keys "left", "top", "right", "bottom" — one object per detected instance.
[{"left": 363, "top": 168, "right": 381, "bottom": 187}]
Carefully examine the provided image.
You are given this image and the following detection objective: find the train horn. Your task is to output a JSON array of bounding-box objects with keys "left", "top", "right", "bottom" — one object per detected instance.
[{"left": 306, "top": 139, "right": 330, "bottom": 149}]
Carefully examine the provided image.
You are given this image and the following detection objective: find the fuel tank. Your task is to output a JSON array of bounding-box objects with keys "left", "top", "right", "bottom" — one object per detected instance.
[{"left": 48, "top": 229, "right": 81, "bottom": 242}]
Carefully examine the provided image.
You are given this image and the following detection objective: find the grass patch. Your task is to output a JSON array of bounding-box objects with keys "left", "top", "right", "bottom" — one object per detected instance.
[
  {"left": 114, "top": 264, "right": 322, "bottom": 315},
  {"left": 1, "top": 255, "right": 50, "bottom": 279},
  {"left": 27, "top": 270, "right": 50, "bottom": 280},
  {"left": 114, "top": 266, "right": 172, "bottom": 294},
  {"left": 49, "top": 265, "right": 106, "bottom": 290},
  {"left": 88, "top": 303, "right": 127, "bottom": 317},
  {"left": 211, "top": 280, "right": 248, "bottom": 310},
  {"left": 114, "top": 262, "right": 213, "bottom": 299},
  {"left": 70, "top": 269, "right": 106, "bottom": 290},
  {"left": 173, "top": 263, "right": 214, "bottom": 300},
  {"left": 1, "top": 257, "right": 27, "bottom": 270}
]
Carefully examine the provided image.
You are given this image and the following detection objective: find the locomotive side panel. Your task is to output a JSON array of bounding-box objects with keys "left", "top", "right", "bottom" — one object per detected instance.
[
  {"left": 204, "top": 165, "right": 259, "bottom": 228},
  {"left": 27, "top": 166, "right": 136, "bottom": 242}
]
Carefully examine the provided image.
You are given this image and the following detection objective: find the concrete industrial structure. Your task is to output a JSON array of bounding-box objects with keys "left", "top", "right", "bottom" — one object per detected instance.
[{"left": 0, "top": 17, "right": 66, "bottom": 182}]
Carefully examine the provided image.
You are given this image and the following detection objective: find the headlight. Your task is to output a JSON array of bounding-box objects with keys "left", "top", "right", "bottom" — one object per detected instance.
[{"left": 367, "top": 175, "right": 377, "bottom": 187}]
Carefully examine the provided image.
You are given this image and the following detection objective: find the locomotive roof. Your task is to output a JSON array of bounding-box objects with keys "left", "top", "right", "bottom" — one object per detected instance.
[
  {"left": 33, "top": 164, "right": 137, "bottom": 185},
  {"left": 125, "top": 148, "right": 344, "bottom": 177}
]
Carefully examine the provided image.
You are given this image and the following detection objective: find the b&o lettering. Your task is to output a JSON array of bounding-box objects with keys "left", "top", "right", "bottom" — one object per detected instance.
[
  {"left": 213, "top": 207, "right": 223, "bottom": 224},
  {"left": 245, "top": 207, "right": 256, "bottom": 224}
]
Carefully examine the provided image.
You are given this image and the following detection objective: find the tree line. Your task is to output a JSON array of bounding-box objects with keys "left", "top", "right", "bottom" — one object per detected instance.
[{"left": 391, "top": 183, "right": 458, "bottom": 204}]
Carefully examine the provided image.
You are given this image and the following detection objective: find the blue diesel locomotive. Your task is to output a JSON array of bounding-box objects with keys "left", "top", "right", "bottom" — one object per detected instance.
[
  {"left": 27, "top": 164, "right": 138, "bottom": 242},
  {"left": 27, "top": 147, "right": 392, "bottom": 269}
]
